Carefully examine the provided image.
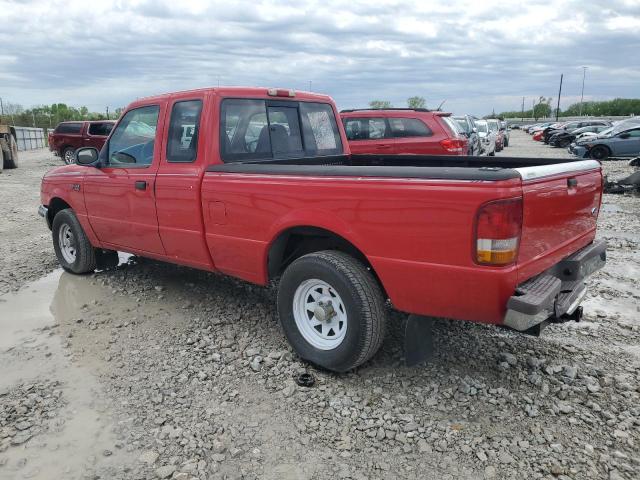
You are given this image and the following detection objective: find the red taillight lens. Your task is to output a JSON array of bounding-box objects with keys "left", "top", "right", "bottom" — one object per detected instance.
[
  {"left": 475, "top": 198, "right": 523, "bottom": 265},
  {"left": 440, "top": 138, "right": 466, "bottom": 153}
]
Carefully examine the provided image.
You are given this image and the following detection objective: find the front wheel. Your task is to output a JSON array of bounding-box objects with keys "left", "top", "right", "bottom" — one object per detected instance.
[
  {"left": 590, "top": 145, "right": 610, "bottom": 161},
  {"left": 52, "top": 209, "right": 97, "bottom": 274},
  {"left": 277, "top": 251, "right": 387, "bottom": 372}
]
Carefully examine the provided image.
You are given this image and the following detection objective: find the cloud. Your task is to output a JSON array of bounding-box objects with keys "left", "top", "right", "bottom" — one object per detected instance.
[{"left": 0, "top": 0, "right": 638, "bottom": 116}]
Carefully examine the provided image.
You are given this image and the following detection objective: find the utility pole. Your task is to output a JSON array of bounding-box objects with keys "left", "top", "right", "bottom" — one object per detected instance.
[
  {"left": 32, "top": 111, "right": 36, "bottom": 127},
  {"left": 0, "top": 97, "right": 4, "bottom": 122},
  {"left": 106, "top": 106, "right": 109, "bottom": 120},
  {"left": 531, "top": 99, "right": 535, "bottom": 120},
  {"left": 556, "top": 74, "right": 563, "bottom": 121},
  {"left": 309, "top": 80, "right": 313, "bottom": 91},
  {"left": 521, "top": 97, "right": 525, "bottom": 121},
  {"left": 579, "top": 66, "right": 587, "bottom": 117}
]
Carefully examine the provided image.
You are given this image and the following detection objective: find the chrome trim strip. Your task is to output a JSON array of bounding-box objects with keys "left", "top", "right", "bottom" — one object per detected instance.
[
  {"left": 566, "top": 285, "right": 588, "bottom": 315},
  {"left": 515, "top": 160, "right": 600, "bottom": 181}
]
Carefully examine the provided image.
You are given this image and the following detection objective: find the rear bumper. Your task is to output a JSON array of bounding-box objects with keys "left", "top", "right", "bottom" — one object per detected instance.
[{"left": 503, "top": 239, "right": 606, "bottom": 331}]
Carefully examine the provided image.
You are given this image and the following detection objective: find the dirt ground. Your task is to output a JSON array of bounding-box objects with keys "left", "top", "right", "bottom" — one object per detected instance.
[{"left": 0, "top": 132, "right": 638, "bottom": 480}]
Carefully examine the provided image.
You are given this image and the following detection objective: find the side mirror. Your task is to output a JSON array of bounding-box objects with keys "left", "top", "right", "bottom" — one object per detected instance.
[
  {"left": 472, "top": 127, "right": 478, "bottom": 134},
  {"left": 75, "top": 147, "right": 100, "bottom": 166}
]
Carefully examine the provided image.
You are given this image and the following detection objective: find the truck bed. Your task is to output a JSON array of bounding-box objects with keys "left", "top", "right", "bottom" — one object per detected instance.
[{"left": 207, "top": 154, "right": 596, "bottom": 181}]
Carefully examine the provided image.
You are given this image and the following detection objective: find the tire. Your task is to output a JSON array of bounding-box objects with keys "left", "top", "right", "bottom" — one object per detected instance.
[
  {"left": 277, "top": 250, "right": 387, "bottom": 372},
  {"left": 503, "top": 137, "right": 509, "bottom": 147},
  {"left": 62, "top": 146, "right": 76, "bottom": 165},
  {"left": 489, "top": 150, "right": 495, "bottom": 156},
  {"left": 559, "top": 139, "right": 571, "bottom": 148},
  {"left": 1, "top": 135, "right": 19, "bottom": 169},
  {"left": 590, "top": 145, "right": 610, "bottom": 161},
  {"left": 0, "top": 145, "right": 4, "bottom": 173},
  {"left": 52, "top": 209, "right": 97, "bottom": 274}
]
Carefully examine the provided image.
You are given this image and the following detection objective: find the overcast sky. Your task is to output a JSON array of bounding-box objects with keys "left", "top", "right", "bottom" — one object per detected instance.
[{"left": 1, "top": 0, "right": 639, "bottom": 116}]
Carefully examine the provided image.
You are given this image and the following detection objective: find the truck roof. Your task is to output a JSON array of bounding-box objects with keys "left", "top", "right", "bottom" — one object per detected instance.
[{"left": 128, "top": 87, "right": 334, "bottom": 109}]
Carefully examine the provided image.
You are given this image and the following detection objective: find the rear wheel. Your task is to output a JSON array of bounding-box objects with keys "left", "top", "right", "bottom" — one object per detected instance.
[
  {"left": 62, "top": 146, "right": 76, "bottom": 165},
  {"left": 52, "top": 209, "right": 97, "bottom": 274},
  {"left": 277, "top": 251, "right": 387, "bottom": 372},
  {"left": 590, "top": 145, "right": 610, "bottom": 161},
  {"left": 1, "top": 135, "right": 19, "bottom": 169}
]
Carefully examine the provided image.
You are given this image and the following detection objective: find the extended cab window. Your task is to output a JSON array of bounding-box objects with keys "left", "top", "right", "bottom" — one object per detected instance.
[
  {"left": 167, "top": 100, "right": 203, "bottom": 163},
  {"left": 56, "top": 123, "right": 82, "bottom": 134},
  {"left": 107, "top": 105, "right": 159, "bottom": 166},
  {"left": 221, "top": 99, "right": 343, "bottom": 162},
  {"left": 344, "top": 118, "right": 387, "bottom": 140},
  {"left": 389, "top": 118, "right": 432, "bottom": 138},
  {"left": 88, "top": 122, "right": 113, "bottom": 136}
]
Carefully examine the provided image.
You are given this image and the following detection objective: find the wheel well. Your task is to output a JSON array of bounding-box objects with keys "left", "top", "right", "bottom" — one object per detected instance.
[
  {"left": 47, "top": 198, "right": 71, "bottom": 229},
  {"left": 592, "top": 144, "right": 611, "bottom": 155},
  {"left": 267, "top": 226, "right": 387, "bottom": 295}
]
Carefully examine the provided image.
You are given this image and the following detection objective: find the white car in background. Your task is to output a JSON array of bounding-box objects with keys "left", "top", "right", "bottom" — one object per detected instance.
[{"left": 475, "top": 119, "right": 496, "bottom": 156}]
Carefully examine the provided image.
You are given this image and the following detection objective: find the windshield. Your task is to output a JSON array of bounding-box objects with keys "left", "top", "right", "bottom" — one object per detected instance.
[
  {"left": 442, "top": 117, "right": 463, "bottom": 136},
  {"left": 476, "top": 121, "right": 488, "bottom": 133},
  {"left": 453, "top": 118, "right": 469, "bottom": 133},
  {"left": 487, "top": 120, "right": 499, "bottom": 132}
]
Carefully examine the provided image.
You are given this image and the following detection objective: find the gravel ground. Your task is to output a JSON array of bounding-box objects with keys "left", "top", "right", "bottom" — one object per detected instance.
[{"left": 0, "top": 132, "right": 638, "bottom": 480}]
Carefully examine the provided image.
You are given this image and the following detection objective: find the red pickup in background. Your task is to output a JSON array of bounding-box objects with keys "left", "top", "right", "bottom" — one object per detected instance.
[
  {"left": 39, "top": 87, "right": 606, "bottom": 372},
  {"left": 49, "top": 120, "right": 115, "bottom": 164}
]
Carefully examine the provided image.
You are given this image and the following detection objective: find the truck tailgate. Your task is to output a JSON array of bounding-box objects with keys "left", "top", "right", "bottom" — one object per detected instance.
[{"left": 516, "top": 160, "right": 602, "bottom": 282}]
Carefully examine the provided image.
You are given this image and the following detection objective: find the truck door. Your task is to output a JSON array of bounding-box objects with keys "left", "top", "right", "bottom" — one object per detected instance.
[
  {"left": 155, "top": 95, "right": 214, "bottom": 270},
  {"left": 83, "top": 104, "right": 166, "bottom": 254}
]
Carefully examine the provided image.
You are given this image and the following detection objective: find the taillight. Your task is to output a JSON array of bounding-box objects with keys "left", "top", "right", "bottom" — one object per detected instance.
[
  {"left": 440, "top": 138, "right": 466, "bottom": 153},
  {"left": 474, "top": 198, "right": 523, "bottom": 266}
]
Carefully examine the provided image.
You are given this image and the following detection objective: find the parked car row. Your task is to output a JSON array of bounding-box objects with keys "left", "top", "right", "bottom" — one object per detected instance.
[
  {"left": 341, "top": 108, "right": 508, "bottom": 157},
  {"left": 524, "top": 118, "right": 640, "bottom": 160},
  {"left": 52, "top": 108, "right": 511, "bottom": 164}
]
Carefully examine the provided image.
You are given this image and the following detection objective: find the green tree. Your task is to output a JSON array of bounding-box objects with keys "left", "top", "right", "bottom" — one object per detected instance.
[
  {"left": 407, "top": 96, "right": 426, "bottom": 109},
  {"left": 369, "top": 100, "right": 392, "bottom": 109}
]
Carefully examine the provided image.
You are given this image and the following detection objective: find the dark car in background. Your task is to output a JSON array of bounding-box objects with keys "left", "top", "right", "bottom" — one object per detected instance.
[
  {"left": 49, "top": 120, "right": 115, "bottom": 164},
  {"left": 453, "top": 115, "right": 482, "bottom": 155},
  {"left": 549, "top": 124, "right": 611, "bottom": 148},
  {"left": 543, "top": 120, "right": 610, "bottom": 144}
]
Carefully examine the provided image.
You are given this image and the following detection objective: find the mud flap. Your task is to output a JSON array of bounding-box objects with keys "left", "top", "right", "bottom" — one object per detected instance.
[{"left": 405, "top": 315, "right": 436, "bottom": 367}]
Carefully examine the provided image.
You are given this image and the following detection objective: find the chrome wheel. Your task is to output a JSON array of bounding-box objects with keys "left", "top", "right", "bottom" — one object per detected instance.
[
  {"left": 293, "top": 279, "right": 347, "bottom": 350},
  {"left": 58, "top": 223, "right": 76, "bottom": 263},
  {"left": 63, "top": 148, "right": 75, "bottom": 164}
]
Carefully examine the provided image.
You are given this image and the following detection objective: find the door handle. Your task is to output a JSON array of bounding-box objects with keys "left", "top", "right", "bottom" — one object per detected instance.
[
  {"left": 135, "top": 180, "right": 147, "bottom": 190},
  {"left": 567, "top": 177, "right": 578, "bottom": 188},
  {"left": 376, "top": 144, "right": 392, "bottom": 149}
]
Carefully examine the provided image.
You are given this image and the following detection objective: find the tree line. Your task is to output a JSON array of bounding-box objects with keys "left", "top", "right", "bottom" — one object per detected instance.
[
  {"left": 0, "top": 101, "right": 124, "bottom": 129},
  {"left": 496, "top": 97, "right": 640, "bottom": 120}
]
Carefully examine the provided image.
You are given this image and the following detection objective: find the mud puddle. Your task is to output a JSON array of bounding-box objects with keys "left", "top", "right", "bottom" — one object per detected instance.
[{"left": 0, "top": 267, "right": 136, "bottom": 479}]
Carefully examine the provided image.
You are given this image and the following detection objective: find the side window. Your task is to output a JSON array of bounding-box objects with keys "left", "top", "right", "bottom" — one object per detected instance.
[
  {"left": 107, "top": 105, "right": 159, "bottom": 166},
  {"left": 88, "top": 123, "right": 113, "bottom": 136},
  {"left": 56, "top": 123, "right": 83, "bottom": 134},
  {"left": 626, "top": 129, "right": 640, "bottom": 137},
  {"left": 344, "top": 118, "right": 387, "bottom": 140},
  {"left": 389, "top": 118, "right": 432, "bottom": 138},
  {"left": 166, "top": 100, "right": 203, "bottom": 163}
]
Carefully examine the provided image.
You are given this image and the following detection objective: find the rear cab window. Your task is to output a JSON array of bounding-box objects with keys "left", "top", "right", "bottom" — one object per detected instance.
[{"left": 220, "top": 99, "right": 343, "bottom": 162}]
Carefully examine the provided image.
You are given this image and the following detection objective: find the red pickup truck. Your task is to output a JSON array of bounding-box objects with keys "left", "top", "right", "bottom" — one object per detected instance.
[
  {"left": 39, "top": 87, "right": 606, "bottom": 372},
  {"left": 49, "top": 120, "right": 115, "bottom": 164}
]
